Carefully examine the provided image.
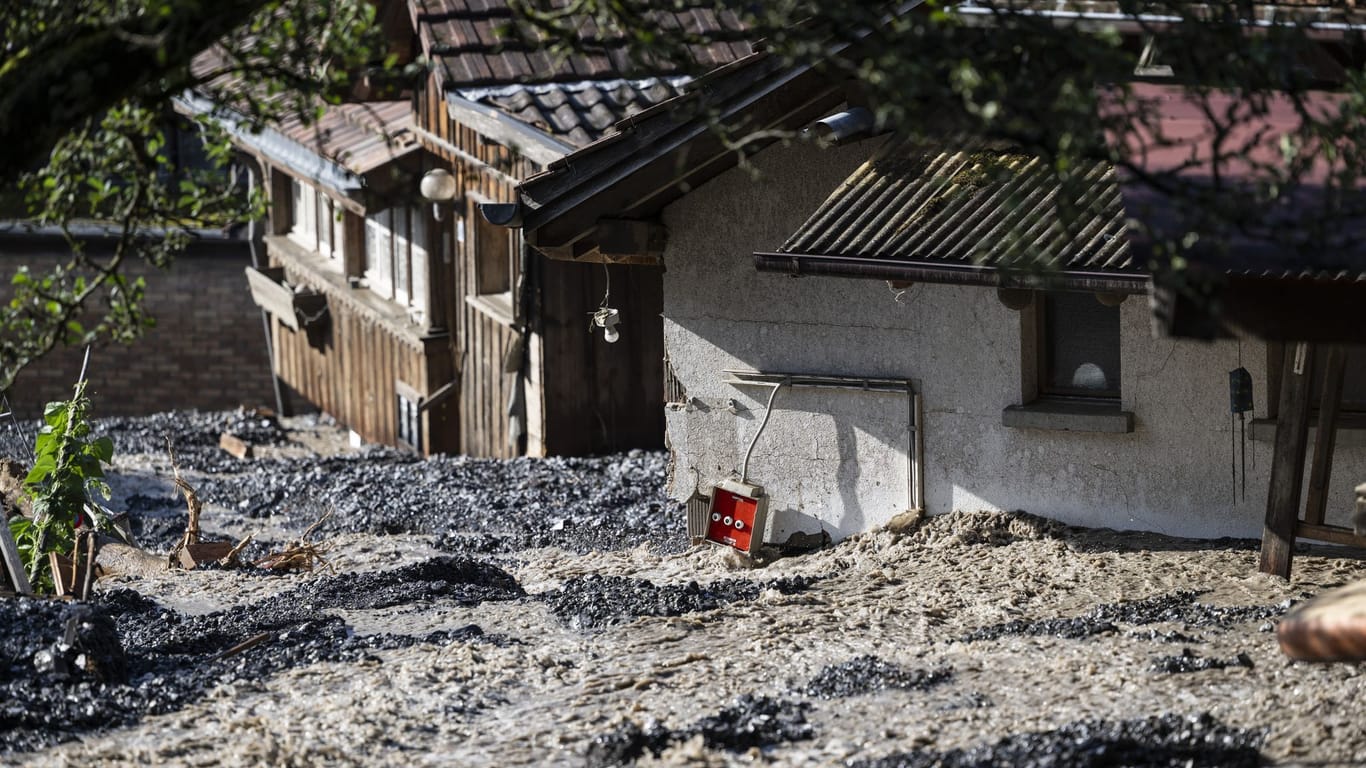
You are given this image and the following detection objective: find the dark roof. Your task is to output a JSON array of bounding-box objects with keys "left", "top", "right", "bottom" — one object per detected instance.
[
  {"left": 505, "top": 50, "right": 848, "bottom": 251},
  {"left": 457, "top": 77, "right": 688, "bottom": 150},
  {"left": 773, "top": 134, "right": 1137, "bottom": 289},
  {"left": 414, "top": 0, "right": 752, "bottom": 89},
  {"left": 179, "top": 92, "right": 420, "bottom": 196},
  {"left": 271, "top": 101, "right": 420, "bottom": 176}
]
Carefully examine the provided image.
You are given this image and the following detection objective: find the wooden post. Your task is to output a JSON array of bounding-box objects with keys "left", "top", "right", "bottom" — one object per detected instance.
[
  {"left": 1304, "top": 346, "right": 1345, "bottom": 526},
  {"left": 1260, "top": 342, "right": 1316, "bottom": 578}
]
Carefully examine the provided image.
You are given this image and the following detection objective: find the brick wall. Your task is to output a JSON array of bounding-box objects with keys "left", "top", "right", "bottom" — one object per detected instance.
[{"left": 0, "top": 233, "right": 276, "bottom": 418}]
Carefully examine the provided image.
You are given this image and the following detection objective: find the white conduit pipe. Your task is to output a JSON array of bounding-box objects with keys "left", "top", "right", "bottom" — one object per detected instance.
[{"left": 741, "top": 380, "right": 787, "bottom": 484}]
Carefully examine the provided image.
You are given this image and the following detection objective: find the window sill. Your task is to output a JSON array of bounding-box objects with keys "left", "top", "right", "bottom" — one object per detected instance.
[
  {"left": 1003, "top": 400, "right": 1135, "bottom": 434},
  {"left": 466, "top": 292, "right": 515, "bottom": 327},
  {"left": 1249, "top": 418, "right": 1366, "bottom": 447}
]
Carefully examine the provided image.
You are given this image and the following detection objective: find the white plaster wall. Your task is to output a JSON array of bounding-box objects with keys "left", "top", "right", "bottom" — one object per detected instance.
[{"left": 662, "top": 140, "right": 1366, "bottom": 542}]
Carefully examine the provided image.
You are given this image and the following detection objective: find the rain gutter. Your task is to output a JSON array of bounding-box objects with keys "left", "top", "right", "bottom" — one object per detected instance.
[{"left": 753, "top": 251, "right": 1150, "bottom": 293}]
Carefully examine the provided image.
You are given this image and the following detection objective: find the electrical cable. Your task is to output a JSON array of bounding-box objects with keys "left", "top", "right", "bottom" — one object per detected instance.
[{"left": 741, "top": 379, "right": 787, "bottom": 483}]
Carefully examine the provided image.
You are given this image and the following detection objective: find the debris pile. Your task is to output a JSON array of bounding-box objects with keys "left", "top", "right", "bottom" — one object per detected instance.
[
  {"left": 0, "top": 554, "right": 523, "bottom": 752},
  {"left": 802, "top": 656, "right": 952, "bottom": 699},
  {"left": 542, "top": 574, "right": 815, "bottom": 629},
  {"left": 1151, "top": 648, "right": 1255, "bottom": 674},
  {"left": 962, "top": 591, "right": 1286, "bottom": 642},
  {"left": 851, "top": 713, "right": 1263, "bottom": 768},
  {"left": 586, "top": 695, "right": 813, "bottom": 766}
]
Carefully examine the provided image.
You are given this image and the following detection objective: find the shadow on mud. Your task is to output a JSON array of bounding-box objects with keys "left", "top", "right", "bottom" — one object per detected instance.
[{"left": 0, "top": 556, "right": 522, "bottom": 754}]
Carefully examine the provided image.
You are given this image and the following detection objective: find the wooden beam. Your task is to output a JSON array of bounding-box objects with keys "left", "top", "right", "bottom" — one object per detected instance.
[
  {"left": 1305, "top": 346, "right": 1346, "bottom": 526},
  {"left": 1260, "top": 341, "right": 1316, "bottom": 578},
  {"left": 596, "top": 218, "right": 667, "bottom": 262},
  {"left": 1295, "top": 522, "right": 1366, "bottom": 549}
]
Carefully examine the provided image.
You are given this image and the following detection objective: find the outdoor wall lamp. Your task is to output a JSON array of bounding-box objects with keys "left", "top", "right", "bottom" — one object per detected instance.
[{"left": 419, "top": 168, "right": 458, "bottom": 220}]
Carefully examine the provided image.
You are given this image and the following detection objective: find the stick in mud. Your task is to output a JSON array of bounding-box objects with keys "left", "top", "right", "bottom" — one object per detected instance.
[
  {"left": 166, "top": 437, "right": 203, "bottom": 565},
  {"left": 254, "top": 509, "right": 334, "bottom": 572}
]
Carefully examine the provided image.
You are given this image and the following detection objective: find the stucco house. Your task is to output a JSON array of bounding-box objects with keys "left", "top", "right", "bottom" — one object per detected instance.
[{"left": 487, "top": 39, "right": 1366, "bottom": 554}]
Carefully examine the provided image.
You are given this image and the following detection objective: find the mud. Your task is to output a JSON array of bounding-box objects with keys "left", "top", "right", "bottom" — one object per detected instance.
[
  {"left": 541, "top": 574, "right": 816, "bottom": 629},
  {"left": 4, "top": 410, "right": 1366, "bottom": 767},
  {"left": 851, "top": 713, "right": 1262, "bottom": 767}
]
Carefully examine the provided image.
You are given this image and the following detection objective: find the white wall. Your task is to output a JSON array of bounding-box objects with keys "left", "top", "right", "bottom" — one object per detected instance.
[{"left": 661, "top": 139, "right": 1366, "bottom": 542}]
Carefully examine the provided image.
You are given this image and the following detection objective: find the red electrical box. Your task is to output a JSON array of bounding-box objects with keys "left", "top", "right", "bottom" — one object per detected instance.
[{"left": 705, "top": 479, "right": 768, "bottom": 555}]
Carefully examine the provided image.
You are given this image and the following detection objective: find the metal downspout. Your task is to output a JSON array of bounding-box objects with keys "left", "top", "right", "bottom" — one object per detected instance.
[{"left": 244, "top": 160, "right": 290, "bottom": 417}]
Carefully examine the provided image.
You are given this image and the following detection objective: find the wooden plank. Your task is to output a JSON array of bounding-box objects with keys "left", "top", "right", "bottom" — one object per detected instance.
[
  {"left": 1295, "top": 522, "right": 1366, "bottom": 548},
  {"left": 245, "top": 266, "right": 302, "bottom": 330},
  {"left": 1305, "top": 346, "right": 1346, "bottom": 526},
  {"left": 0, "top": 519, "right": 32, "bottom": 595},
  {"left": 1260, "top": 342, "right": 1316, "bottom": 578}
]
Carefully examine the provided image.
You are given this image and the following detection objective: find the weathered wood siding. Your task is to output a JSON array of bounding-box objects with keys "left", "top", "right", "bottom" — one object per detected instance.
[
  {"left": 538, "top": 260, "right": 665, "bottom": 455},
  {"left": 420, "top": 79, "right": 531, "bottom": 458},
  {"left": 271, "top": 267, "right": 458, "bottom": 454},
  {"left": 417, "top": 78, "right": 664, "bottom": 457}
]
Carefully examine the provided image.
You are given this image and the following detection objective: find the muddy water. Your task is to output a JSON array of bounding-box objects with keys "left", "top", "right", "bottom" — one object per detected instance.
[{"left": 4, "top": 413, "right": 1366, "bottom": 766}]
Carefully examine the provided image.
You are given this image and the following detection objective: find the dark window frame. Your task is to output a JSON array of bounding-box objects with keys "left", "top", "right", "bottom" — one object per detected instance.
[{"left": 1032, "top": 291, "right": 1123, "bottom": 402}]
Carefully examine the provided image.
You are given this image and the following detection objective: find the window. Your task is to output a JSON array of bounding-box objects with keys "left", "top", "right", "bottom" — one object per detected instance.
[
  {"left": 396, "top": 389, "right": 422, "bottom": 452},
  {"left": 289, "top": 179, "right": 316, "bottom": 250},
  {"left": 1039, "top": 291, "right": 1121, "bottom": 400},
  {"left": 364, "top": 206, "right": 430, "bottom": 321},
  {"left": 1003, "top": 290, "right": 1133, "bottom": 433},
  {"left": 288, "top": 180, "right": 344, "bottom": 265}
]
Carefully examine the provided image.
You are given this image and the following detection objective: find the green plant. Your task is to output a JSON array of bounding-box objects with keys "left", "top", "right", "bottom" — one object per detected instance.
[{"left": 7, "top": 379, "right": 115, "bottom": 592}]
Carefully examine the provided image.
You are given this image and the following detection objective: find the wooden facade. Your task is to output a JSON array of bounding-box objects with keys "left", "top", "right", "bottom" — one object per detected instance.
[
  {"left": 236, "top": 74, "right": 665, "bottom": 458},
  {"left": 413, "top": 77, "right": 665, "bottom": 457}
]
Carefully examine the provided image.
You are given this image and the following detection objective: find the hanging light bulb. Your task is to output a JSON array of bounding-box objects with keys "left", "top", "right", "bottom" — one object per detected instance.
[{"left": 592, "top": 307, "right": 621, "bottom": 344}]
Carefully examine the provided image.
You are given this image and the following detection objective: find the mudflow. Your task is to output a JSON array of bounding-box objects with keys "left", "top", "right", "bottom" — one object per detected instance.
[{"left": 2, "top": 409, "right": 1364, "bottom": 766}]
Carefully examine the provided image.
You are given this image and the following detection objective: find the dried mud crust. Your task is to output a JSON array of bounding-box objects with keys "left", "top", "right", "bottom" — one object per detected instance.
[{"left": 3, "top": 411, "right": 1366, "bottom": 767}]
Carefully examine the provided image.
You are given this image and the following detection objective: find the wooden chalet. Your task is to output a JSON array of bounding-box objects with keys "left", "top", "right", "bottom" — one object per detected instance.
[{"left": 193, "top": 0, "right": 754, "bottom": 457}]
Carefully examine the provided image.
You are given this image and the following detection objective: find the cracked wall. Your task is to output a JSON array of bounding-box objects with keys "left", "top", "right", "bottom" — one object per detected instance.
[{"left": 660, "top": 139, "right": 1366, "bottom": 542}]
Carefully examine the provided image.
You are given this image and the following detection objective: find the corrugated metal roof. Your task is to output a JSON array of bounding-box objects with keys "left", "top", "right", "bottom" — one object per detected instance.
[
  {"left": 414, "top": 0, "right": 751, "bottom": 89},
  {"left": 457, "top": 77, "right": 689, "bottom": 149},
  {"left": 779, "top": 134, "right": 1135, "bottom": 278}
]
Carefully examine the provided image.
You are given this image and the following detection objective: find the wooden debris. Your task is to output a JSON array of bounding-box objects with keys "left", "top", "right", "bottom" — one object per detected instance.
[
  {"left": 213, "top": 631, "right": 272, "bottom": 661},
  {"left": 254, "top": 509, "right": 333, "bottom": 572},
  {"left": 48, "top": 552, "right": 77, "bottom": 597},
  {"left": 167, "top": 438, "right": 222, "bottom": 570},
  {"left": 219, "top": 534, "right": 254, "bottom": 567},
  {"left": 0, "top": 519, "right": 32, "bottom": 595},
  {"left": 76, "top": 530, "right": 98, "bottom": 600},
  {"left": 178, "top": 541, "right": 235, "bottom": 571},
  {"left": 218, "top": 431, "right": 253, "bottom": 460}
]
